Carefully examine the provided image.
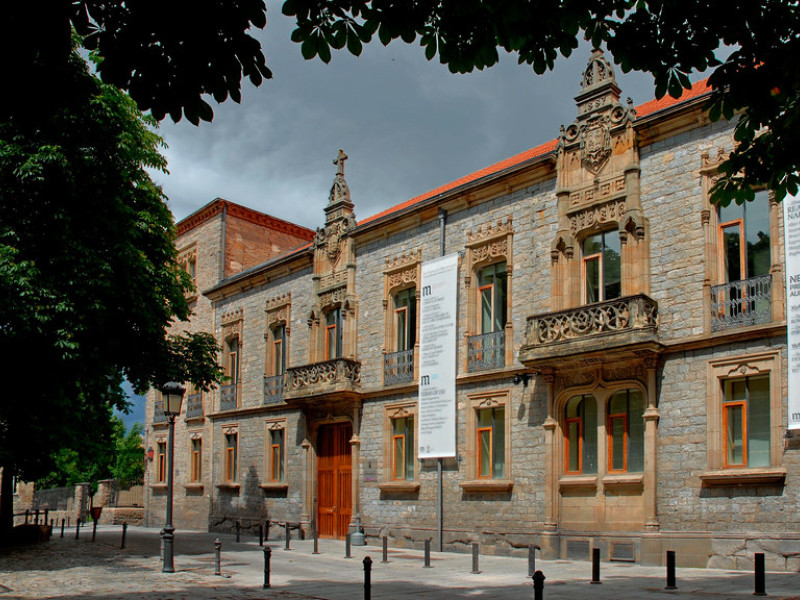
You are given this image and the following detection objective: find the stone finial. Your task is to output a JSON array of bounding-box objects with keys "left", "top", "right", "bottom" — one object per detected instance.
[
  {"left": 581, "top": 49, "right": 616, "bottom": 91},
  {"left": 329, "top": 149, "right": 351, "bottom": 205}
]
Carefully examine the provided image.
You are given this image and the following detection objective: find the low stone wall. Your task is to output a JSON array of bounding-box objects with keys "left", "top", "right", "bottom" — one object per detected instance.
[{"left": 98, "top": 507, "right": 144, "bottom": 526}]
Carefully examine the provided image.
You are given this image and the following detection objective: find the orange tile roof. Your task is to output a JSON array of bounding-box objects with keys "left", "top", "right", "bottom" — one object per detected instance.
[{"left": 358, "top": 78, "right": 712, "bottom": 227}]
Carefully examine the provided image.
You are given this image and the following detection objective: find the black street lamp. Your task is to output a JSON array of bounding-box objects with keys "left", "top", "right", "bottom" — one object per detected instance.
[{"left": 159, "top": 381, "right": 185, "bottom": 573}]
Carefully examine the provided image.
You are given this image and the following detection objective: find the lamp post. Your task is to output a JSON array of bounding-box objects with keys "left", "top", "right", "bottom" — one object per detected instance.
[{"left": 159, "top": 381, "right": 185, "bottom": 573}]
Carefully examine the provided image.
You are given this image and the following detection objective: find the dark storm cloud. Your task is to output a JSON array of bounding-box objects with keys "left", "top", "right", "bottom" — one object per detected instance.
[{"left": 153, "top": 2, "right": 660, "bottom": 230}]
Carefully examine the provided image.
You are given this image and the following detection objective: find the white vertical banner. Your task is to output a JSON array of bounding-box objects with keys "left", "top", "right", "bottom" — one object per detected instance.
[
  {"left": 418, "top": 253, "right": 459, "bottom": 458},
  {"left": 784, "top": 191, "right": 800, "bottom": 430}
]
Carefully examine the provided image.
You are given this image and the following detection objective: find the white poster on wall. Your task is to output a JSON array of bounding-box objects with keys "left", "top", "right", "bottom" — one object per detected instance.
[
  {"left": 783, "top": 191, "right": 800, "bottom": 430},
  {"left": 418, "top": 253, "right": 459, "bottom": 458}
]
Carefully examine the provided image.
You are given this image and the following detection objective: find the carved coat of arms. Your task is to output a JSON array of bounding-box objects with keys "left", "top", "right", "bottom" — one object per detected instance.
[{"left": 581, "top": 121, "right": 612, "bottom": 174}]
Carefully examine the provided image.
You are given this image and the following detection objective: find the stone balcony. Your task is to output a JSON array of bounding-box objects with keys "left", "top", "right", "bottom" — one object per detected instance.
[
  {"left": 284, "top": 358, "right": 361, "bottom": 401},
  {"left": 519, "top": 294, "right": 659, "bottom": 367}
]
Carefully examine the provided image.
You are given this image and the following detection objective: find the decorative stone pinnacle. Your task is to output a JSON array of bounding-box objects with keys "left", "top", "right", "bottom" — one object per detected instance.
[{"left": 329, "top": 149, "right": 351, "bottom": 205}]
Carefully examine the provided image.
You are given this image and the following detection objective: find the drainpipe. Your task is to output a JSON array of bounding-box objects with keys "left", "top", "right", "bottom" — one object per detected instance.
[{"left": 436, "top": 207, "right": 447, "bottom": 553}]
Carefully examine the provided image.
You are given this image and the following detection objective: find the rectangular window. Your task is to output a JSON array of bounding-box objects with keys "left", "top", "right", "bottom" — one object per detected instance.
[
  {"left": 478, "top": 263, "right": 507, "bottom": 333},
  {"left": 394, "top": 288, "right": 416, "bottom": 352},
  {"left": 391, "top": 417, "right": 414, "bottom": 480},
  {"left": 227, "top": 339, "right": 240, "bottom": 383},
  {"left": 582, "top": 230, "right": 621, "bottom": 303},
  {"left": 717, "top": 190, "right": 771, "bottom": 282},
  {"left": 225, "top": 433, "right": 238, "bottom": 482},
  {"left": 476, "top": 407, "right": 505, "bottom": 478},
  {"left": 722, "top": 375, "right": 770, "bottom": 468},
  {"left": 156, "top": 442, "right": 167, "bottom": 483},
  {"left": 269, "top": 429, "right": 285, "bottom": 482},
  {"left": 273, "top": 324, "right": 286, "bottom": 375},
  {"left": 325, "top": 309, "right": 342, "bottom": 359},
  {"left": 190, "top": 439, "right": 202, "bottom": 482}
]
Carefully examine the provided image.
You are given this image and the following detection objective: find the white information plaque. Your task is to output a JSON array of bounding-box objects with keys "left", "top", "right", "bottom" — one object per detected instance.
[
  {"left": 784, "top": 191, "right": 800, "bottom": 430},
  {"left": 418, "top": 253, "right": 459, "bottom": 458}
]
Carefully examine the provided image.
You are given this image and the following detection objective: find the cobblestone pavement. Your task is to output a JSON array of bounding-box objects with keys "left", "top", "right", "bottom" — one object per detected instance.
[{"left": 2, "top": 525, "right": 799, "bottom": 600}]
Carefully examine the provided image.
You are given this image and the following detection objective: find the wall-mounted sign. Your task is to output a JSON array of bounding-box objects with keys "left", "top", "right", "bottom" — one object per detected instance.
[
  {"left": 418, "top": 253, "right": 459, "bottom": 458},
  {"left": 784, "top": 191, "right": 800, "bottom": 430}
]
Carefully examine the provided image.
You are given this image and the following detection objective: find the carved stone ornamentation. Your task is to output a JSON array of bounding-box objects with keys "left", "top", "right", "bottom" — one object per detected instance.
[
  {"left": 526, "top": 295, "right": 658, "bottom": 346},
  {"left": 388, "top": 267, "right": 417, "bottom": 290},
  {"left": 568, "top": 199, "right": 627, "bottom": 237},
  {"left": 581, "top": 118, "right": 613, "bottom": 174},
  {"left": 285, "top": 358, "right": 362, "bottom": 391},
  {"left": 471, "top": 239, "right": 508, "bottom": 266},
  {"left": 319, "top": 286, "right": 346, "bottom": 309}
]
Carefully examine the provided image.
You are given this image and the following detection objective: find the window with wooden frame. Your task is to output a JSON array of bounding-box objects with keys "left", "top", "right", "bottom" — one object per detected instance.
[
  {"left": 394, "top": 288, "right": 417, "bottom": 352},
  {"left": 717, "top": 191, "right": 771, "bottom": 285},
  {"left": 189, "top": 437, "right": 202, "bottom": 482},
  {"left": 722, "top": 375, "right": 770, "bottom": 468},
  {"left": 478, "top": 262, "right": 507, "bottom": 334},
  {"left": 224, "top": 432, "right": 238, "bottom": 482},
  {"left": 226, "top": 338, "right": 240, "bottom": 384},
  {"left": 272, "top": 324, "right": 287, "bottom": 375},
  {"left": 582, "top": 229, "right": 621, "bottom": 304},
  {"left": 324, "top": 307, "right": 342, "bottom": 360},
  {"left": 703, "top": 351, "right": 784, "bottom": 485},
  {"left": 460, "top": 391, "right": 512, "bottom": 492},
  {"left": 156, "top": 441, "right": 167, "bottom": 483},
  {"left": 268, "top": 427, "right": 285, "bottom": 482},
  {"left": 477, "top": 407, "right": 505, "bottom": 479},
  {"left": 606, "top": 389, "right": 645, "bottom": 474},
  {"left": 391, "top": 416, "right": 414, "bottom": 481},
  {"left": 564, "top": 394, "right": 598, "bottom": 475},
  {"left": 380, "top": 403, "right": 419, "bottom": 492}
]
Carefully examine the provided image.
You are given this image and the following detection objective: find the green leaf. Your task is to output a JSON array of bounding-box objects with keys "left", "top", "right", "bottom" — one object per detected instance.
[
  {"left": 347, "top": 30, "right": 363, "bottom": 56},
  {"left": 317, "top": 36, "right": 332, "bottom": 63},
  {"left": 301, "top": 35, "right": 318, "bottom": 60}
]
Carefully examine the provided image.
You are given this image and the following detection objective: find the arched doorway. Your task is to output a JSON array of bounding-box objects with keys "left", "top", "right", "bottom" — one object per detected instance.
[{"left": 317, "top": 422, "right": 352, "bottom": 538}]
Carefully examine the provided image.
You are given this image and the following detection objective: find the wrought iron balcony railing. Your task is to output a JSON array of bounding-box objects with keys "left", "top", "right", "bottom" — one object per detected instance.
[
  {"left": 285, "top": 358, "right": 361, "bottom": 399},
  {"left": 384, "top": 349, "right": 414, "bottom": 385},
  {"left": 467, "top": 330, "right": 506, "bottom": 372},
  {"left": 185, "top": 393, "right": 204, "bottom": 419},
  {"left": 263, "top": 374, "right": 285, "bottom": 405},
  {"left": 219, "top": 383, "right": 238, "bottom": 411},
  {"left": 710, "top": 274, "right": 772, "bottom": 332},
  {"left": 153, "top": 401, "right": 168, "bottom": 424},
  {"left": 523, "top": 294, "right": 658, "bottom": 358}
]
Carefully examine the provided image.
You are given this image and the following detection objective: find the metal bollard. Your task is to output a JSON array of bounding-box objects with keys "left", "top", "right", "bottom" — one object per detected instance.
[
  {"left": 471, "top": 543, "right": 481, "bottom": 574},
  {"left": 214, "top": 538, "right": 222, "bottom": 576},
  {"left": 60, "top": 518, "right": 65, "bottom": 538},
  {"left": 528, "top": 544, "right": 537, "bottom": 577},
  {"left": 313, "top": 523, "right": 320, "bottom": 555},
  {"left": 263, "top": 545, "right": 272, "bottom": 588},
  {"left": 532, "top": 570, "right": 545, "bottom": 600},
  {"left": 75, "top": 519, "right": 81, "bottom": 540},
  {"left": 35, "top": 509, "right": 39, "bottom": 524},
  {"left": 424, "top": 538, "right": 432, "bottom": 568},
  {"left": 591, "top": 547, "right": 601, "bottom": 584},
  {"left": 363, "top": 556, "right": 372, "bottom": 600},
  {"left": 381, "top": 536, "right": 389, "bottom": 564},
  {"left": 92, "top": 518, "right": 98, "bottom": 542},
  {"left": 259, "top": 524, "right": 263, "bottom": 547},
  {"left": 236, "top": 520, "right": 240, "bottom": 543},
  {"left": 345, "top": 533, "right": 352, "bottom": 558},
  {"left": 284, "top": 523, "right": 291, "bottom": 551},
  {"left": 120, "top": 523, "right": 128, "bottom": 549},
  {"left": 25, "top": 509, "right": 29, "bottom": 524},
  {"left": 50, "top": 518, "right": 54, "bottom": 530},
  {"left": 44, "top": 509, "right": 49, "bottom": 523},
  {"left": 665, "top": 550, "right": 677, "bottom": 590},
  {"left": 754, "top": 552, "right": 766, "bottom": 596}
]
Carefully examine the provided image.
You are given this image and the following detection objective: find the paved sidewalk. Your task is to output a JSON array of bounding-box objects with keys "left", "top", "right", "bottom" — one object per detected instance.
[{"left": 1, "top": 525, "right": 798, "bottom": 599}]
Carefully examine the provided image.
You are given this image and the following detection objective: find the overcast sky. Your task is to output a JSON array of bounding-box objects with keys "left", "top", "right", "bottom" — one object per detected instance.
[{"left": 153, "top": 1, "right": 670, "bottom": 230}]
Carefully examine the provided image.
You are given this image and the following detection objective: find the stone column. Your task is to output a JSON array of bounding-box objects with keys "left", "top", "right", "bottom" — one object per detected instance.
[
  {"left": 541, "top": 372, "right": 558, "bottom": 531},
  {"left": 643, "top": 357, "right": 660, "bottom": 531},
  {"left": 74, "top": 482, "right": 91, "bottom": 523},
  {"left": 301, "top": 440, "right": 311, "bottom": 523},
  {"left": 349, "top": 403, "right": 361, "bottom": 532}
]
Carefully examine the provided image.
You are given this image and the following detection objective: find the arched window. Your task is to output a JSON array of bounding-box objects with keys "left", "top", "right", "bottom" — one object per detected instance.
[
  {"left": 564, "top": 395, "right": 597, "bottom": 474},
  {"left": 607, "top": 389, "right": 645, "bottom": 473}
]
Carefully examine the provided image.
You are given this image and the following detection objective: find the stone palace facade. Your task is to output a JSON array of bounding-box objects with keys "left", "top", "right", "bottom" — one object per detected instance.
[{"left": 144, "top": 52, "right": 799, "bottom": 570}]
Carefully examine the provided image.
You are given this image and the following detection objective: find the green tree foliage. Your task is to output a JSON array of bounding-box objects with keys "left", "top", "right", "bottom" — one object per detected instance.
[
  {"left": 111, "top": 422, "right": 145, "bottom": 488},
  {"left": 35, "top": 417, "right": 144, "bottom": 491},
  {"left": 281, "top": 0, "right": 800, "bottom": 205},
  {"left": 0, "top": 47, "right": 225, "bottom": 534}
]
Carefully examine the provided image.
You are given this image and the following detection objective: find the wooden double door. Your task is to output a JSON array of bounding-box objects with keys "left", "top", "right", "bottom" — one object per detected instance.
[{"left": 317, "top": 422, "right": 352, "bottom": 539}]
